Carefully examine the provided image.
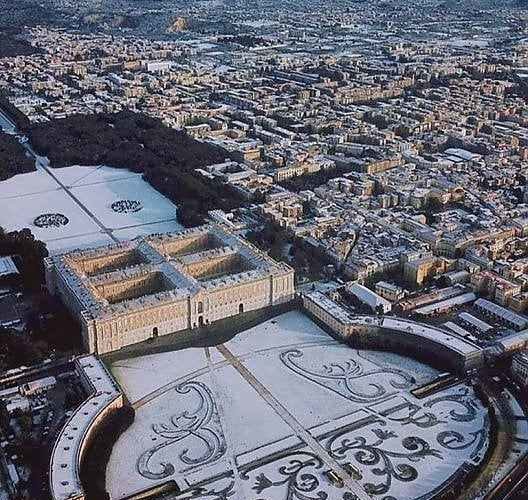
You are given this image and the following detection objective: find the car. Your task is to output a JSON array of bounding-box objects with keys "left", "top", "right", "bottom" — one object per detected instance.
[{"left": 324, "top": 470, "right": 344, "bottom": 488}]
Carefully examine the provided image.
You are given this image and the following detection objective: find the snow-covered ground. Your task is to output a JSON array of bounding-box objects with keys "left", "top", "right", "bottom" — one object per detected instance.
[
  {"left": 0, "top": 168, "right": 58, "bottom": 199},
  {"left": 107, "top": 311, "right": 490, "bottom": 500},
  {"left": 111, "top": 347, "right": 209, "bottom": 403},
  {"left": 2, "top": 188, "right": 102, "bottom": 243},
  {"left": 0, "top": 164, "right": 182, "bottom": 253}
]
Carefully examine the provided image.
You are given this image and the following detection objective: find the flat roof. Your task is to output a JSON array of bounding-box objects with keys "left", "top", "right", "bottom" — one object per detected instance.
[
  {"left": 459, "top": 312, "right": 493, "bottom": 332},
  {"left": 0, "top": 256, "right": 18, "bottom": 277},
  {"left": 414, "top": 292, "right": 476, "bottom": 315},
  {"left": 379, "top": 316, "right": 480, "bottom": 356},
  {"left": 304, "top": 291, "right": 480, "bottom": 356},
  {"left": 475, "top": 298, "right": 528, "bottom": 329}
]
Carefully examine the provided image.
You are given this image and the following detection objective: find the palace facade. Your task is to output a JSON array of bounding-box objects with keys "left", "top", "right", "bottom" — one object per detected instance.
[{"left": 45, "top": 224, "right": 295, "bottom": 354}]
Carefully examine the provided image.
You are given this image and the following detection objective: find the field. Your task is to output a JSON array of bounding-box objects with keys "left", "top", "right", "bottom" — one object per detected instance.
[{"left": 0, "top": 163, "right": 182, "bottom": 254}]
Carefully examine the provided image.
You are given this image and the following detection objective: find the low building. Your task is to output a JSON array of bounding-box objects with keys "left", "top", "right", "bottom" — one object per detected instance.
[
  {"left": 496, "top": 330, "right": 528, "bottom": 354},
  {"left": 375, "top": 281, "right": 406, "bottom": 302},
  {"left": 474, "top": 298, "right": 528, "bottom": 331},
  {"left": 198, "top": 160, "right": 255, "bottom": 183},
  {"left": 398, "top": 285, "right": 466, "bottom": 312},
  {"left": 414, "top": 292, "right": 476, "bottom": 317},
  {"left": 19, "top": 376, "right": 56, "bottom": 396},
  {"left": 49, "top": 355, "right": 123, "bottom": 500},
  {"left": 443, "top": 270, "right": 470, "bottom": 286},
  {"left": 458, "top": 312, "right": 494, "bottom": 334},
  {"left": 511, "top": 351, "right": 528, "bottom": 388},
  {"left": 346, "top": 282, "right": 392, "bottom": 313},
  {"left": 302, "top": 291, "right": 483, "bottom": 375},
  {"left": 0, "top": 256, "right": 20, "bottom": 286}
]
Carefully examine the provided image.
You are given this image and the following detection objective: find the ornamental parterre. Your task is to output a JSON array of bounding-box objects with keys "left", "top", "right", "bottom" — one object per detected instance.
[
  {"left": 34, "top": 213, "right": 70, "bottom": 228},
  {"left": 111, "top": 199, "right": 143, "bottom": 214}
]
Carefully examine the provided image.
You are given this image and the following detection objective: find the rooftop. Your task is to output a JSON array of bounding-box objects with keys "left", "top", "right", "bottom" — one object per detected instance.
[
  {"left": 49, "top": 355, "right": 122, "bottom": 500},
  {"left": 46, "top": 224, "right": 293, "bottom": 321}
]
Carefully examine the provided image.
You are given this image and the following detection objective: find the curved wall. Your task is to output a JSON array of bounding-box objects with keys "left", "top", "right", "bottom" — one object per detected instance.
[
  {"left": 49, "top": 355, "right": 123, "bottom": 500},
  {"left": 303, "top": 291, "right": 484, "bottom": 374}
]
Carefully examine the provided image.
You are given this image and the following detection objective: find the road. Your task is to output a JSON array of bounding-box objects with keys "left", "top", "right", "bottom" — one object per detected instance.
[
  {"left": 0, "top": 109, "right": 16, "bottom": 134},
  {"left": 485, "top": 453, "right": 528, "bottom": 500}
]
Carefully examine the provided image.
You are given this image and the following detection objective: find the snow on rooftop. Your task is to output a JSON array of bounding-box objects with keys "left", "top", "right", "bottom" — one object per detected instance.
[
  {"left": 49, "top": 223, "right": 291, "bottom": 322},
  {"left": 49, "top": 355, "right": 122, "bottom": 500},
  {"left": 304, "top": 290, "right": 480, "bottom": 355},
  {"left": 0, "top": 256, "right": 18, "bottom": 277}
]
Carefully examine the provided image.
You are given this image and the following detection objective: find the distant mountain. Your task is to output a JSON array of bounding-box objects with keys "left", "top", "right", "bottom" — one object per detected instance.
[
  {"left": 81, "top": 12, "right": 140, "bottom": 29},
  {"left": 0, "top": 0, "right": 62, "bottom": 29},
  {"left": 439, "top": 0, "right": 527, "bottom": 8}
]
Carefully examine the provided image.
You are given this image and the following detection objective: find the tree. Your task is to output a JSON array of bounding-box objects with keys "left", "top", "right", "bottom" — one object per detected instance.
[
  {"left": 28, "top": 110, "right": 245, "bottom": 225},
  {"left": 0, "top": 327, "right": 48, "bottom": 372},
  {"left": 0, "top": 131, "right": 35, "bottom": 181},
  {"left": 0, "top": 227, "right": 48, "bottom": 290}
]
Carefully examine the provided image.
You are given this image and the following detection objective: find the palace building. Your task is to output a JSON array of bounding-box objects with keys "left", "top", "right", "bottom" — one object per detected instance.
[{"left": 45, "top": 224, "right": 295, "bottom": 354}]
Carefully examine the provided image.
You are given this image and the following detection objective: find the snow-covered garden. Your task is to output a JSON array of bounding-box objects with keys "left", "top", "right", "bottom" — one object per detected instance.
[
  {"left": 107, "top": 311, "right": 489, "bottom": 500},
  {"left": 0, "top": 164, "right": 182, "bottom": 254}
]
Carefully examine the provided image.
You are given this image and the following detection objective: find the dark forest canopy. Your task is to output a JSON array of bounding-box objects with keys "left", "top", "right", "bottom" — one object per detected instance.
[
  {"left": 0, "top": 227, "right": 48, "bottom": 290},
  {"left": 28, "top": 110, "right": 227, "bottom": 170},
  {"left": 0, "top": 131, "right": 35, "bottom": 181},
  {"left": 28, "top": 110, "right": 245, "bottom": 225},
  {"left": 0, "top": 28, "right": 42, "bottom": 58}
]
